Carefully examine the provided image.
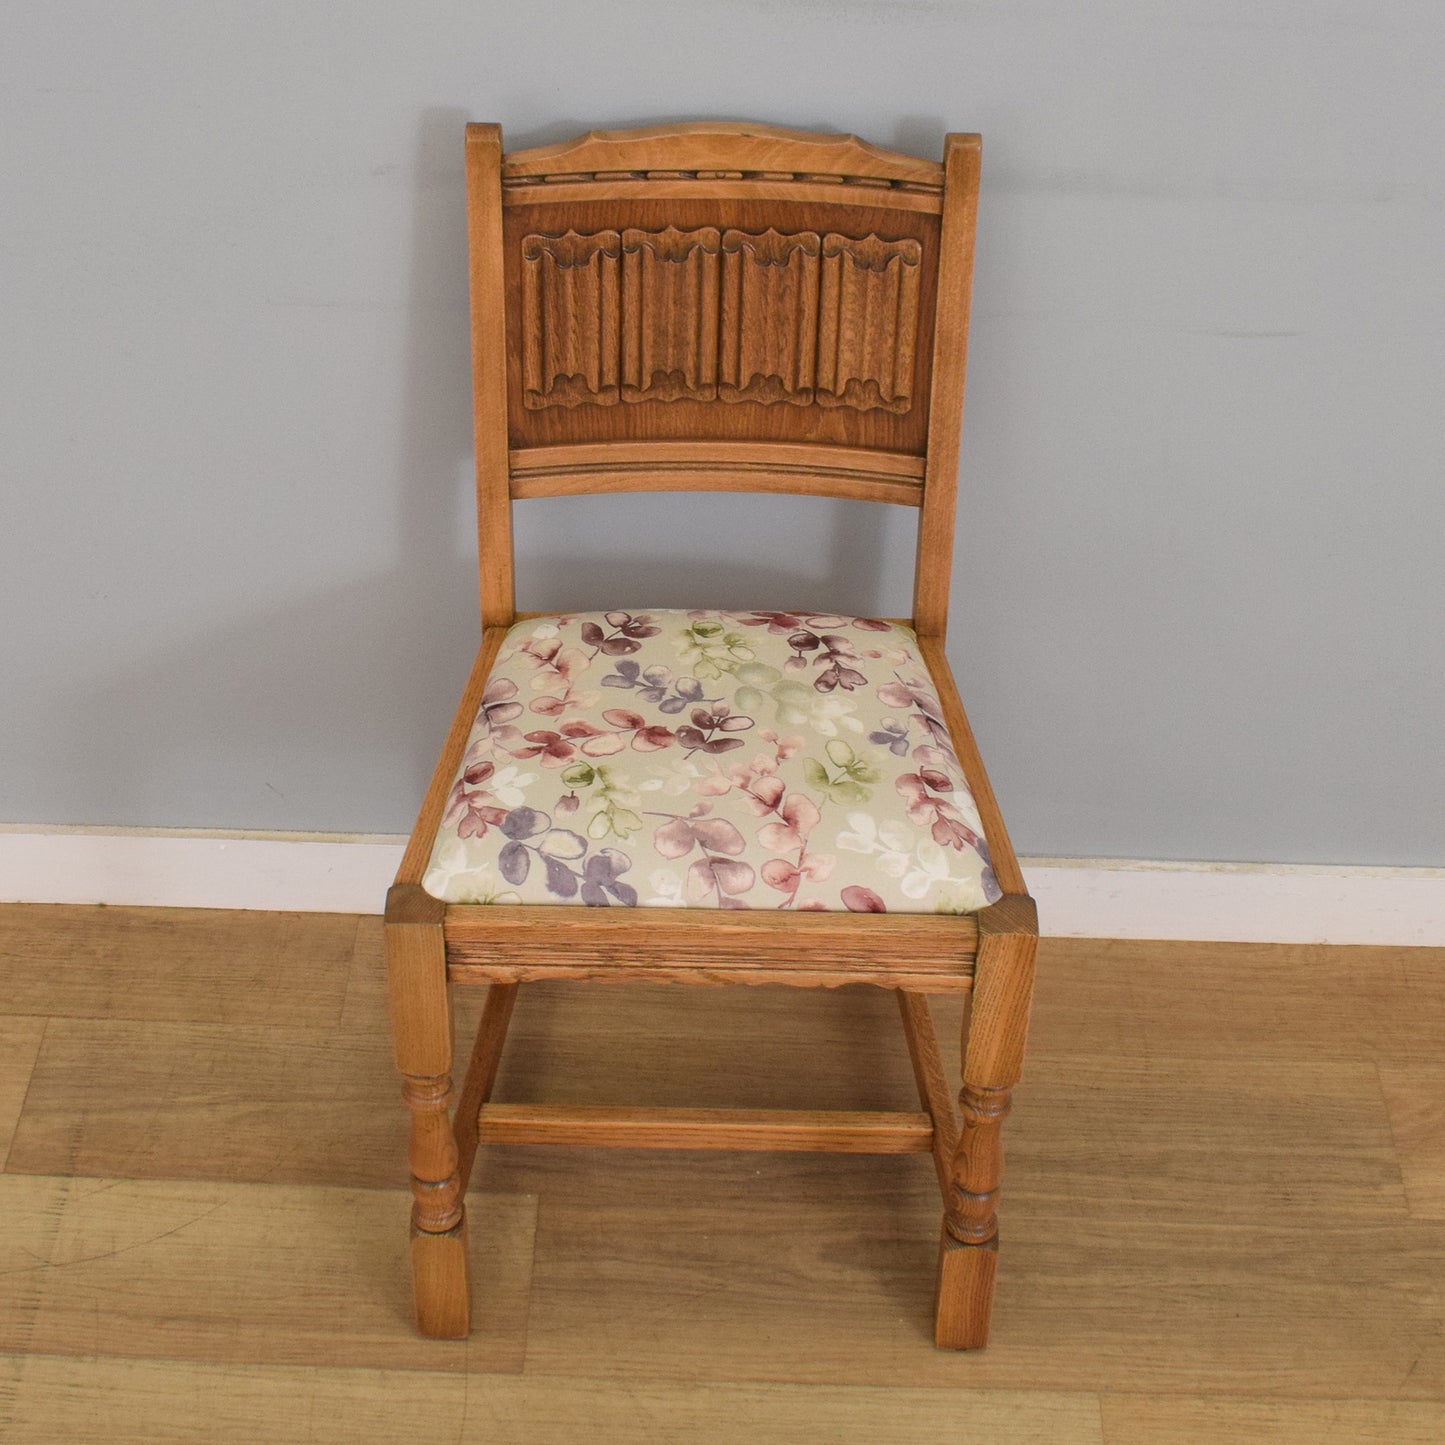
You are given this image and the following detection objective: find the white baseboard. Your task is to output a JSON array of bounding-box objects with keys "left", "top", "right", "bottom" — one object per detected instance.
[{"left": 1, "top": 827, "right": 1441, "bottom": 946}]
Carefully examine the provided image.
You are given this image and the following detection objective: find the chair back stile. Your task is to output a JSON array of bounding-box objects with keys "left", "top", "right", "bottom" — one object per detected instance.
[{"left": 463, "top": 122, "right": 981, "bottom": 639}]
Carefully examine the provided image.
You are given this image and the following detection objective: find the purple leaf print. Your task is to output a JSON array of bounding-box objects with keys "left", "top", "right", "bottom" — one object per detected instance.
[
  {"left": 598, "top": 635, "right": 641, "bottom": 656},
  {"left": 600, "top": 659, "right": 641, "bottom": 688},
  {"left": 544, "top": 855, "right": 578, "bottom": 898},
  {"left": 498, "top": 841, "right": 530, "bottom": 885},
  {"left": 581, "top": 848, "right": 637, "bottom": 907},
  {"left": 738, "top": 611, "right": 806, "bottom": 634},
  {"left": 813, "top": 636, "right": 867, "bottom": 693},
  {"left": 584, "top": 611, "right": 663, "bottom": 658},
  {"left": 500, "top": 807, "right": 549, "bottom": 840},
  {"left": 675, "top": 703, "right": 753, "bottom": 755},
  {"left": 869, "top": 720, "right": 911, "bottom": 756}
]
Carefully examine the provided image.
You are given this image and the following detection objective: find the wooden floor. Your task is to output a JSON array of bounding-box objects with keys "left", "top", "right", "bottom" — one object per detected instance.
[{"left": 0, "top": 905, "right": 1442, "bottom": 1442}]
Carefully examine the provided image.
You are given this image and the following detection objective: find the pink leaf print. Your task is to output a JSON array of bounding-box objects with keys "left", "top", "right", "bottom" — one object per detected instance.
[
  {"left": 653, "top": 817, "right": 697, "bottom": 859},
  {"left": 931, "top": 811, "right": 981, "bottom": 851},
  {"left": 841, "top": 885, "right": 887, "bottom": 912},
  {"left": 690, "top": 817, "right": 746, "bottom": 855},
  {"left": 798, "top": 850, "right": 835, "bottom": 881},
  {"left": 580, "top": 733, "right": 625, "bottom": 756},
  {"left": 686, "top": 856, "right": 755, "bottom": 901},
  {"left": 747, "top": 774, "right": 786, "bottom": 812},
  {"left": 602, "top": 708, "right": 647, "bottom": 730},
  {"left": 478, "top": 678, "right": 523, "bottom": 729},
  {"left": 518, "top": 730, "right": 577, "bottom": 766},
  {"left": 761, "top": 859, "right": 800, "bottom": 892},
  {"left": 757, "top": 793, "right": 821, "bottom": 852}
]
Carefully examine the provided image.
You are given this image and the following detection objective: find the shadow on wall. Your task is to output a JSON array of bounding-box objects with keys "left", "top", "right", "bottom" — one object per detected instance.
[{"left": 57, "top": 108, "right": 918, "bottom": 836}]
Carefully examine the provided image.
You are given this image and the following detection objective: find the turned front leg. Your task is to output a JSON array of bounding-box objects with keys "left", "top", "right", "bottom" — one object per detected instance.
[
  {"left": 386, "top": 883, "right": 470, "bottom": 1338},
  {"left": 935, "top": 896, "right": 1037, "bottom": 1349},
  {"left": 404, "top": 1073, "right": 464, "bottom": 1234}
]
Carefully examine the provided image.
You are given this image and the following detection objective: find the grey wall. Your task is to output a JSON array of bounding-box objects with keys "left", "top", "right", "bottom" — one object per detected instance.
[{"left": 3, "top": 2, "right": 1441, "bottom": 865}]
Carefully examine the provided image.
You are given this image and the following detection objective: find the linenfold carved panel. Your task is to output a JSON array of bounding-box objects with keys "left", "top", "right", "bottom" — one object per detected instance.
[
  {"left": 520, "top": 227, "right": 922, "bottom": 413},
  {"left": 718, "top": 229, "right": 820, "bottom": 406},
  {"left": 521, "top": 231, "right": 621, "bottom": 408},
  {"left": 816, "top": 233, "right": 922, "bottom": 413},
  {"left": 621, "top": 227, "right": 720, "bottom": 402}
]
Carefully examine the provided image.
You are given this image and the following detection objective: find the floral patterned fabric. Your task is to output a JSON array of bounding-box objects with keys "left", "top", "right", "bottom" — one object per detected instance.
[{"left": 423, "top": 611, "right": 1001, "bottom": 914}]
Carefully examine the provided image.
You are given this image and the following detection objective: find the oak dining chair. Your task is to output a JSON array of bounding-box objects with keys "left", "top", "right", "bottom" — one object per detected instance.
[{"left": 385, "top": 121, "right": 1038, "bottom": 1349}]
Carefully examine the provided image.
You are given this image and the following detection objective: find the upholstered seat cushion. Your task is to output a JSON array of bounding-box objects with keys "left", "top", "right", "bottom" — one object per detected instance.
[{"left": 423, "top": 610, "right": 1002, "bottom": 914}]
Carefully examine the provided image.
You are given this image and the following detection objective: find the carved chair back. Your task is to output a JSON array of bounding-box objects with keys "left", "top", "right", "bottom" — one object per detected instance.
[{"left": 465, "top": 123, "right": 981, "bottom": 638}]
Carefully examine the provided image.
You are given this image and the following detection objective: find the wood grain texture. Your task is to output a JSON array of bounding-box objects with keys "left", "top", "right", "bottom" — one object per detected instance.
[
  {"left": 476, "top": 1103, "right": 934, "bottom": 1153},
  {"left": 896, "top": 991, "right": 958, "bottom": 1197},
  {"left": 1099, "top": 1394, "right": 1445, "bottom": 1444},
  {"left": 509, "top": 439, "right": 924, "bottom": 504},
  {"left": 520, "top": 230, "right": 622, "bottom": 408},
  {"left": 509, "top": 1149, "right": 1445, "bottom": 1394},
  {"left": 6, "top": 905, "right": 1445, "bottom": 1426},
  {"left": 936, "top": 898, "right": 1037, "bottom": 1345},
  {"left": 410, "top": 1219, "right": 470, "bottom": 1338},
  {"left": 3, "top": 1016, "right": 409, "bottom": 1188},
  {"left": 0, "top": 1017, "right": 45, "bottom": 1170},
  {"left": 1380, "top": 1061, "right": 1445, "bottom": 1219},
  {"left": 502, "top": 197, "right": 940, "bottom": 455},
  {"left": 517, "top": 225, "right": 925, "bottom": 418},
  {"left": 622, "top": 225, "right": 721, "bottom": 401},
  {"left": 443, "top": 902, "right": 977, "bottom": 991},
  {"left": 505, "top": 177, "right": 945, "bottom": 215},
  {"left": 384, "top": 884, "right": 450, "bottom": 1079},
  {"left": 1025, "top": 938, "right": 1445, "bottom": 1062},
  {"left": 816, "top": 232, "right": 922, "bottom": 412},
  {"left": 0, "top": 904, "right": 355, "bottom": 1026},
  {"left": 0, "top": 1356, "right": 1106, "bottom": 1445},
  {"left": 454, "top": 982, "right": 518, "bottom": 1190},
  {"left": 512, "top": 439, "right": 925, "bottom": 479},
  {"left": 912, "top": 133, "right": 981, "bottom": 638},
  {"left": 718, "top": 227, "right": 820, "bottom": 403},
  {"left": 465, "top": 123, "right": 515, "bottom": 628},
  {"left": 0, "top": 1174, "right": 536, "bottom": 1373},
  {"left": 501, "top": 122, "right": 945, "bottom": 191}
]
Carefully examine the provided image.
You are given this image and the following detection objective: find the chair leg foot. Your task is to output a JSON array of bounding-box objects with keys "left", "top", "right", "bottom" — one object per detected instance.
[
  {"left": 411, "top": 1217, "right": 471, "bottom": 1338},
  {"left": 934, "top": 1230, "right": 997, "bottom": 1349}
]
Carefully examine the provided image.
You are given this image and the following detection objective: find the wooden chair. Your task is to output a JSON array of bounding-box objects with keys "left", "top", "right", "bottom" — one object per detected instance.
[{"left": 385, "top": 121, "right": 1038, "bottom": 1350}]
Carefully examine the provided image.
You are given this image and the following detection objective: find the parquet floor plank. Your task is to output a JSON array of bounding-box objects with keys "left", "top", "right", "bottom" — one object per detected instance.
[{"left": 0, "top": 1354, "right": 1105, "bottom": 1444}]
